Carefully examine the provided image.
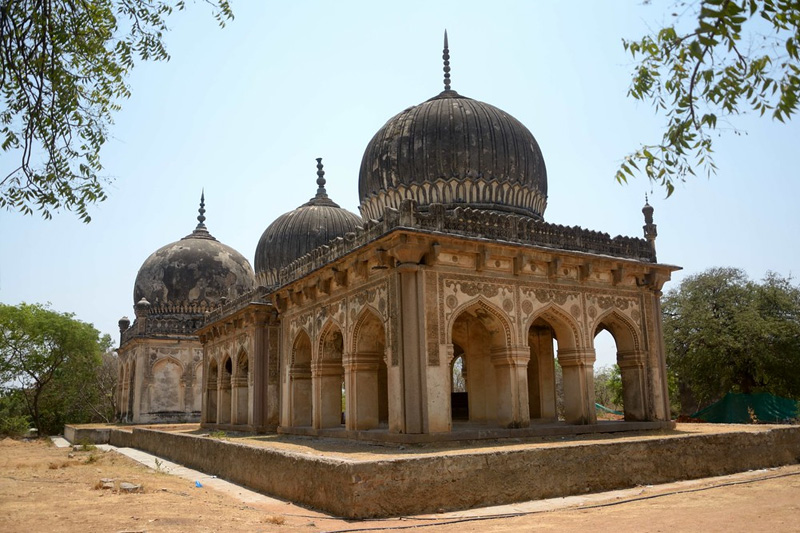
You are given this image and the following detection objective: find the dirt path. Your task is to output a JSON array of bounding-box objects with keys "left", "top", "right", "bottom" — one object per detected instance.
[{"left": 1, "top": 437, "right": 798, "bottom": 532}]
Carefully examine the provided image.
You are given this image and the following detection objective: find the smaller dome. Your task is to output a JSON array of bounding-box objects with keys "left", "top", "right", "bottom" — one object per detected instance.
[
  {"left": 255, "top": 159, "right": 362, "bottom": 278},
  {"left": 134, "top": 195, "right": 255, "bottom": 308}
]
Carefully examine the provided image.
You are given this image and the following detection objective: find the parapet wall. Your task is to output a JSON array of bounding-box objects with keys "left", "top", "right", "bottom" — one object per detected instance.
[{"left": 107, "top": 425, "right": 800, "bottom": 518}]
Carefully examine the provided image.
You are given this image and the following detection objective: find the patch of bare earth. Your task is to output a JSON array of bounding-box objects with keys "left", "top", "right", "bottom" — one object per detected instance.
[{"left": 0, "top": 430, "right": 799, "bottom": 532}]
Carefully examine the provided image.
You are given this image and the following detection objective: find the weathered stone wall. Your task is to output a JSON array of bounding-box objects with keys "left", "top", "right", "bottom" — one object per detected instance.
[{"left": 107, "top": 425, "right": 800, "bottom": 518}]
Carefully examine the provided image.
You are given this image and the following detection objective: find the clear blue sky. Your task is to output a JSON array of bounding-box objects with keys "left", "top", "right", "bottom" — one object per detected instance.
[{"left": 1, "top": 1, "right": 797, "bottom": 368}]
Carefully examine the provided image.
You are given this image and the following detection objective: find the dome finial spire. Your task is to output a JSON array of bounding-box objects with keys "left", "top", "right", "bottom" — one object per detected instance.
[
  {"left": 443, "top": 30, "right": 451, "bottom": 91},
  {"left": 316, "top": 157, "right": 327, "bottom": 197},
  {"left": 196, "top": 189, "right": 207, "bottom": 229}
]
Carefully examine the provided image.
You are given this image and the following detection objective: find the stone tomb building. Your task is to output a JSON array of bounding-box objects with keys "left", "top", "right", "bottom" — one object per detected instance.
[
  {"left": 119, "top": 38, "right": 678, "bottom": 437},
  {"left": 117, "top": 197, "right": 255, "bottom": 423}
]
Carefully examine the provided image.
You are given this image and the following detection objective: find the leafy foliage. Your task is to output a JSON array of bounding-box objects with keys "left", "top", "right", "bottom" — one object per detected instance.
[
  {"left": 0, "top": 302, "right": 110, "bottom": 435},
  {"left": 0, "top": 0, "right": 233, "bottom": 222},
  {"left": 663, "top": 268, "right": 800, "bottom": 414},
  {"left": 619, "top": 0, "right": 800, "bottom": 195},
  {"left": 594, "top": 364, "right": 624, "bottom": 410},
  {"left": 0, "top": 388, "right": 30, "bottom": 437}
]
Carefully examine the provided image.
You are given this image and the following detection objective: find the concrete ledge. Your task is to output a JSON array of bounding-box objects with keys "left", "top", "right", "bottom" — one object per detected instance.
[
  {"left": 106, "top": 424, "right": 800, "bottom": 518},
  {"left": 276, "top": 420, "right": 675, "bottom": 443},
  {"left": 64, "top": 425, "right": 112, "bottom": 444}
]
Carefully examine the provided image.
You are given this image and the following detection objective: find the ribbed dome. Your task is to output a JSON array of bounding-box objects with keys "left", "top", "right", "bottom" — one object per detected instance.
[
  {"left": 254, "top": 160, "right": 362, "bottom": 279},
  {"left": 133, "top": 197, "right": 255, "bottom": 308},
  {"left": 358, "top": 89, "right": 547, "bottom": 221}
]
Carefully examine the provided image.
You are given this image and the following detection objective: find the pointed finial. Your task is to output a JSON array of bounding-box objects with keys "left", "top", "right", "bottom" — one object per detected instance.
[
  {"left": 196, "top": 189, "right": 207, "bottom": 229},
  {"left": 443, "top": 30, "right": 451, "bottom": 91},
  {"left": 642, "top": 193, "right": 657, "bottom": 259},
  {"left": 315, "top": 158, "right": 327, "bottom": 197}
]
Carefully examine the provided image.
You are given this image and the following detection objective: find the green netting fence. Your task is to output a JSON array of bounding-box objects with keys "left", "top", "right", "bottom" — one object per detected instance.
[{"left": 691, "top": 392, "right": 799, "bottom": 424}]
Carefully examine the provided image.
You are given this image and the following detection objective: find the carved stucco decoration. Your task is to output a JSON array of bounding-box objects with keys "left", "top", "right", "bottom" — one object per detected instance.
[
  {"left": 519, "top": 286, "right": 581, "bottom": 335},
  {"left": 441, "top": 277, "right": 516, "bottom": 342},
  {"left": 585, "top": 293, "right": 641, "bottom": 327},
  {"left": 525, "top": 302, "right": 586, "bottom": 351}
]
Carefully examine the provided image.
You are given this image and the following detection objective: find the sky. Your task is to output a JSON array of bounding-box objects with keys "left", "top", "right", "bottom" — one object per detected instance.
[{"left": 1, "top": 1, "right": 798, "bottom": 369}]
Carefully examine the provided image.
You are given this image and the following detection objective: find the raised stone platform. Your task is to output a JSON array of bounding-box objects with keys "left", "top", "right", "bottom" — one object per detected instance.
[{"left": 66, "top": 423, "right": 800, "bottom": 519}]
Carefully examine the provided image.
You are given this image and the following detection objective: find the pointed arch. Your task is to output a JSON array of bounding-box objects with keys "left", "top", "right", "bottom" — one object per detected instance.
[
  {"left": 449, "top": 298, "right": 520, "bottom": 427},
  {"left": 592, "top": 309, "right": 648, "bottom": 421},
  {"left": 218, "top": 353, "right": 233, "bottom": 424},
  {"left": 351, "top": 306, "right": 386, "bottom": 357},
  {"left": 318, "top": 319, "right": 345, "bottom": 362},
  {"left": 288, "top": 330, "right": 312, "bottom": 427},
  {"left": 592, "top": 309, "right": 641, "bottom": 353},
  {"left": 233, "top": 347, "right": 250, "bottom": 425},
  {"left": 447, "top": 296, "right": 515, "bottom": 348},
  {"left": 348, "top": 307, "right": 389, "bottom": 429},
  {"left": 525, "top": 302, "right": 584, "bottom": 351}
]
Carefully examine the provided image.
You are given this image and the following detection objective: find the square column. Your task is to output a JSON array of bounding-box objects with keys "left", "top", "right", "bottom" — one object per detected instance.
[
  {"left": 617, "top": 350, "right": 648, "bottom": 421},
  {"left": 344, "top": 353, "right": 381, "bottom": 430},
  {"left": 312, "top": 360, "right": 343, "bottom": 429},
  {"left": 491, "top": 346, "right": 531, "bottom": 428},
  {"left": 557, "top": 348, "right": 597, "bottom": 425}
]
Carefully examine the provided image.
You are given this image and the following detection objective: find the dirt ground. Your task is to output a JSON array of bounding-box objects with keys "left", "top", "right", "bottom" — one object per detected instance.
[{"left": 1, "top": 436, "right": 799, "bottom": 533}]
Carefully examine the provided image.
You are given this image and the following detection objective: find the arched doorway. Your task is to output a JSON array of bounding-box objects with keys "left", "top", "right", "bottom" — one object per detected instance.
[
  {"left": 314, "top": 322, "right": 345, "bottom": 429},
  {"left": 528, "top": 308, "right": 595, "bottom": 425},
  {"left": 594, "top": 312, "right": 647, "bottom": 421},
  {"left": 450, "top": 346, "right": 468, "bottom": 420},
  {"left": 288, "top": 331, "right": 312, "bottom": 427},
  {"left": 527, "top": 318, "right": 558, "bottom": 422},
  {"left": 218, "top": 355, "right": 232, "bottom": 424},
  {"left": 348, "top": 310, "right": 389, "bottom": 430},
  {"left": 450, "top": 301, "right": 525, "bottom": 428}
]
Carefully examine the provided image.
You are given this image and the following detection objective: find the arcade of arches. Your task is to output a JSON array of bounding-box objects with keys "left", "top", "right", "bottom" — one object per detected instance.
[{"left": 197, "top": 228, "right": 676, "bottom": 439}]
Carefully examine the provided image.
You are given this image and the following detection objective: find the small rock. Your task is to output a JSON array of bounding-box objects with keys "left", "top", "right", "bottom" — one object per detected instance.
[
  {"left": 67, "top": 453, "right": 74, "bottom": 458},
  {"left": 119, "top": 482, "right": 142, "bottom": 493}
]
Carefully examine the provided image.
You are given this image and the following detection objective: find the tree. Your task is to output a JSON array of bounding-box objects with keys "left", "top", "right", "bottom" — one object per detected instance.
[
  {"left": 0, "top": 302, "right": 107, "bottom": 434},
  {"left": 594, "top": 364, "right": 623, "bottom": 410},
  {"left": 0, "top": 0, "right": 232, "bottom": 222},
  {"left": 619, "top": 0, "right": 799, "bottom": 195},
  {"left": 662, "top": 267, "right": 800, "bottom": 414}
]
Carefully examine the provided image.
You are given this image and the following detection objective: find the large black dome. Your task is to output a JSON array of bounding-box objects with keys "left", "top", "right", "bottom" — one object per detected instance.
[
  {"left": 358, "top": 89, "right": 547, "bottom": 221},
  {"left": 254, "top": 160, "right": 362, "bottom": 281},
  {"left": 133, "top": 197, "right": 255, "bottom": 308},
  {"left": 359, "top": 34, "right": 547, "bottom": 221}
]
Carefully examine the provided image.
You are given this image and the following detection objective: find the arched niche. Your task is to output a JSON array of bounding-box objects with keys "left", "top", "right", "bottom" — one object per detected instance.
[
  {"left": 218, "top": 354, "right": 232, "bottom": 424},
  {"left": 348, "top": 309, "right": 389, "bottom": 430},
  {"left": 288, "top": 330, "right": 312, "bottom": 427},
  {"left": 314, "top": 321, "right": 345, "bottom": 429}
]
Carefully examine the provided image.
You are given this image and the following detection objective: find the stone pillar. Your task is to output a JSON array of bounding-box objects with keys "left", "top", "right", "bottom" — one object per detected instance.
[
  {"left": 528, "top": 327, "right": 557, "bottom": 420},
  {"left": 618, "top": 350, "right": 648, "bottom": 421},
  {"left": 218, "top": 376, "right": 232, "bottom": 424},
  {"left": 288, "top": 366, "right": 312, "bottom": 426},
  {"left": 233, "top": 374, "right": 249, "bottom": 425},
  {"left": 252, "top": 311, "right": 280, "bottom": 429},
  {"left": 491, "top": 346, "right": 531, "bottom": 428},
  {"left": 312, "top": 360, "right": 343, "bottom": 429},
  {"left": 558, "top": 348, "right": 597, "bottom": 425},
  {"left": 344, "top": 353, "right": 381, "bottom": 430},
  {"left": 644, "top": 289, "right": 671, "bottom": 420},
  {"left": 396, "top": 263, "right": 427, "bottom": 434}
]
